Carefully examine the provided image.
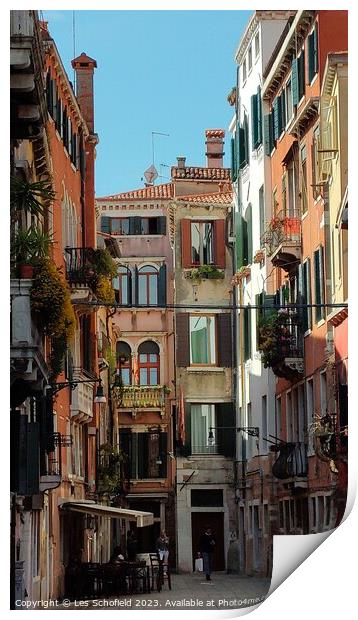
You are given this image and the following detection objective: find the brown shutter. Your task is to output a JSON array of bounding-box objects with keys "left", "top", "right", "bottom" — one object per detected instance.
[
  {"left": 176, "top": 313, "right": 190, "bottom": 367},
  {"left": 217, "top": 313, "right": 233, "bottom": 367},
  {"left": 181, "top": 219, "right": 192, "bottom": 268},
  {"left": 214, "top": 220, "right": 226, "bottom": 268}
]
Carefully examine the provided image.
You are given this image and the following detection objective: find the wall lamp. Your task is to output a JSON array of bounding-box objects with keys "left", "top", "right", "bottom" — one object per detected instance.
[
  {"left": 208, "top": 426, "right": 259, "bottom": 446},
  {"left": 50, "top": 378, "right": 106, "bottom": 403}
]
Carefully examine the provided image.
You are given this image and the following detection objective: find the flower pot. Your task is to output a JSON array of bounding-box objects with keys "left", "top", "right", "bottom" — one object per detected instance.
[{"left": 19, "top": 264, "right": 34, "bottom": 278}]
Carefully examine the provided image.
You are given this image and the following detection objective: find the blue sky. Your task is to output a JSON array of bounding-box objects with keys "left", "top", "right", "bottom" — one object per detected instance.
[{"left": 42, "top": 10, "right": 252, "bottom": 197}]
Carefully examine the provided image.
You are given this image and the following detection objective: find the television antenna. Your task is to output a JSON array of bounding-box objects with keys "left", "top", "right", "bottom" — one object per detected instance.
[{"left": 143, "top": 131, "right": 169, "bottom": 185}]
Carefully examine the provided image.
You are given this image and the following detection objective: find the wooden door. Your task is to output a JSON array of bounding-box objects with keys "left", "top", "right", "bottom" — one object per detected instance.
[{"left": 191, "top": 512, "right": 225, "bottom": 571}]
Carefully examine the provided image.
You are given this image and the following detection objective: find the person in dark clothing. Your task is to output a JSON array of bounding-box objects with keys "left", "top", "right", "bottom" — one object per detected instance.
[
  {"left": 199, "top": 527, "right": 216, "bottom": 581},
  {"left": 126, "top": 529, "right": 138, "bottom": 562}
]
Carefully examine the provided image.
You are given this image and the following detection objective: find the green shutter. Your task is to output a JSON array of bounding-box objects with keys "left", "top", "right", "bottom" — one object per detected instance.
[
  {"left": 239, "top": 126, "right": 246, "bottom": 168},
  {"left": 305, "top": 258, "right": 312, "bottom": 329},
  {"left": 264, "top": 114, "right": 271, "bottom": 156},
  {"left": 257, "top": 86, "right": 262, "bottom": 145},
  {"left": 292, "top": 58, "right": 299, "bottom": 107},
  {"left": 314, "top": 249, "right": 322, "bottom": 322},
  {"left": 273, "top": 98, "right": 279, "bottom": 140},
  {"left": 308, "top": 32, "right": 315, "bottom": 83},
  {"left": 180, "top": 402, "right": 192, "bottom": 456},
  {"left": 313, "top": 25, "right": 318, "bottom": 74},
  {"left": 158, "top": 264, "right": 167, "bottom": 306},
  {"left": 242, "top": 218, "right": 248, "bottom": 266},
  {"left": 263, "top": 293, "right": 276, "bottom": 319},
  {"left": 235, "top": 213, "right": 244, "bottom": 269},
  {"left": 280, "top": 88, "right": 286, "bottom": 128},
  {"left": 251, "top": 94, "right": 259, "bottom": 149},
  {"left": 231, "top": 137, "right": 237, "bottom": 181},
  {"left": 244, "top": 306, "right": 252, "bottom": 361},
  {"left": 298, "top": 50, "right": 305, "bottom": 101},
  {"left": 216, "top": 403, "right": 236, "bottom": 457},
  {"left": 101, "top": 216, "right": 111, "bottom": 234}
]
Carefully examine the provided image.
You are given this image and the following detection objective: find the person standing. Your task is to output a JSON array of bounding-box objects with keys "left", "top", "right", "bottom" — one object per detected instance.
[
  {"left": 126, "top": 528, "right": 138, "bottom": 562},
  {"left": 199, "top": 526, "right": 216, "bottom": 581},
  {"left": 156, "top": 530, "right": 169, "bottom": 566}
]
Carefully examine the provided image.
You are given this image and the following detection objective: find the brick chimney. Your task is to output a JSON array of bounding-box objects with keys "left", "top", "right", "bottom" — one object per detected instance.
[
  {"left": 71, "top": 52, "right": 97, "bottom": 133},
  {"left": 205, "top": 129, "right": 225, "bottom": 168}
]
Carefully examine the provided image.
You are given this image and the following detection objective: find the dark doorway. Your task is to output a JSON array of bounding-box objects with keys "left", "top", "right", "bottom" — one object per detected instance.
[{"left": 191, "top": 512, "right": 225, "bottom": 571}]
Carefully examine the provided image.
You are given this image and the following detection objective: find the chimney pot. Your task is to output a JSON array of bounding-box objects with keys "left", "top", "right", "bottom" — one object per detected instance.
[
  {"left": 205, "top": 129, "right": 225, "bottom": 168},
  {"left": 177, "top": 156, "right": 186, "bottom": 169}
]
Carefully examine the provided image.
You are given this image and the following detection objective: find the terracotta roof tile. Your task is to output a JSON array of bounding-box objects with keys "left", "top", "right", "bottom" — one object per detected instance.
[
  {"left": 97, "top": 182, "right": 174, "bottom": 202},
  {"left": 176, "top": 191, "right": 233, "bottom": 205},
  {"left": 171, "top": 167, "right": 231, "bottom": 180},
  {"left": 205, "top": 129, "right": 225, "bottom": 138}
]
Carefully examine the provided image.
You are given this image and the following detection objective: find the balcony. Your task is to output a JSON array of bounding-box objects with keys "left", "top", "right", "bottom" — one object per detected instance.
[
  {"left": 70, "top": 371, "right": 96, "bottom": 423},
  {"left": 39, "top": 432, "right": 68, "bottom": 491},
  {"left": 258, "top": 307, "right": 304, "bottom": 380},
  {"left": 64, "top": 247, "right": 97, "bottom": 302},
  {"left": 10, "top": 279, "right": 49, "bottom": 394},
  {"left": 112, "top": 385, "right": 167, "bottom": 417},
  {"left": 272, "top": 442, "right": 308, "bottom": 485},
  {"left": 263, "top": 210, "right": 301, "bottom": 270}
]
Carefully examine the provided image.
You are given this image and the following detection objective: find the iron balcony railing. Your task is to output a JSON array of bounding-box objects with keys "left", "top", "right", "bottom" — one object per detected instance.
[
  {"left": 263, "top": 209, "right": 301, "bottom": 258},
  {"left": 276, "top": 308, "right": 304, "bottom": 360},
  {"left": 112, "top": 385, "right": 167, "bottom": 409},
  {"left": 64, "top": 246, "right": 97, "bottom": 287},
  {"left": 272, "top": 441, "right": 308, "bottom": 479}
]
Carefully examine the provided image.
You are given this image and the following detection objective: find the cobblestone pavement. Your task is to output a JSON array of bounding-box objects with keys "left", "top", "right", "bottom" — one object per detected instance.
[{"left": 56, "top": 572, "right": 271, "bottom": 611}]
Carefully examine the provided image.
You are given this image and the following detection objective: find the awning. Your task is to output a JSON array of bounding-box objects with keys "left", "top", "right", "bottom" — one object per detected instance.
[{"left": 60, "top": 501, "right": 154, "bottom": 528}]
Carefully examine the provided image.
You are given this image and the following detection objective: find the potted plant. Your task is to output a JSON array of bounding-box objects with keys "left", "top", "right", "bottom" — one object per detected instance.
[
  {"left": 253, "top": 249, "right": 265, "bottom": 264},
  {"left": 185, "top": 265, "right": 225, "bottom": 282},
  {"left": 12, "top": 226, "right": 53, "bottom": 278},
  {"left": 227, "top": 86, "right": 237, "bottom": 106}
]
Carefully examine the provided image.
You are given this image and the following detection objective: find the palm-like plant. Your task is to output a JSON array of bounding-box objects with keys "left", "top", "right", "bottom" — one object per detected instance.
[
  {"left": 13, "top": 226, "right": 53, "bottom": 265},
  {"left": 10, "top": 176, "right": 56, "bottom": 219}
]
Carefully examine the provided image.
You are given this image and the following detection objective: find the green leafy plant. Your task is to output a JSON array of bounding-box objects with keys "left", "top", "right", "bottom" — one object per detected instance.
[
  {"left": 258, "top": 311, "right": 292, "bottom": 371},
  {"left": 30, "top": 258, "right": 76, "bottom": 379},
  {"left": 186, "top": 264, "right": 225, "bottom": 281},
  {"left": 10, "top": 175, "right": 56, "bottom": 219},
  {"left": 97, "top": 443, "right": 128, "bottom": 497},
  {"left": 91, "top": 248, "right": 118, "bottom": 279},
  {"left": 12, "top": 226, "right": 53, "bottom": 267}
]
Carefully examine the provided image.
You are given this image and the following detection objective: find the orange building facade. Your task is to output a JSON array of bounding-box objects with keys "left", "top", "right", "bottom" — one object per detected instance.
[{"left": 261, "top": 10, "right": 348, "bottom": 535}]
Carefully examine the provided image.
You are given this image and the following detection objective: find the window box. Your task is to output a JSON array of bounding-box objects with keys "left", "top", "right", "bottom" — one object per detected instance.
[
  {"left": 253, "top": 249, "right": 265, "bottom": 264},
  {"left": 232, "top": 265, "right": 251, "bottom": 285},
  {"left": 184, "top": 265, "right": 225, "bottom": 282}
]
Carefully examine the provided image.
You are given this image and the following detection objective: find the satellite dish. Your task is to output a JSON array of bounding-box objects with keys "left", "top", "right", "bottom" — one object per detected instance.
[{"left": 144, "top": 164, "right": 158, "bottom": 185}]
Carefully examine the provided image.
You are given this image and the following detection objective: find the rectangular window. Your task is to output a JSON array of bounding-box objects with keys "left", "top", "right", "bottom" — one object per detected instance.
[
  {"left": 303, "top": 258, "right": 312, "bottom": 330},
  {"left": 311, "top": 497, "right": 317, "bottom": 529},
  {"left": 312, "top": 125, "right": 320, "bottom": 199},
  {"left": 285, "top": 79, "right": 293, "bottom": 123},
  {"left": 248, "top": 45, "right": 252, "bottom": 72},
  {"left": 292, "top": 387, "right": 299, "bottom": 442},
  {"left": 306, "top": 378, "right": 314, "bottom": 449},
  {"left": 244, "top": 306, "right": 251, "bottom": 361},
  {"left": 286, "top": 392, "right": 292, "bottom": 442},
  {"left": 314, "top": 246, "right": 325, "bottom": 322},
  {"left": 110, "top": 218, "right": 130, "bottom": 235},
  {"left": 301, "top": 145, "right": 308, "bottom": 213},
  {"left": 308, "top": 24, "right": 318, "bottom": 83},
  {"left": 191, "top": 404, "right": 216, "bottom": 454},
  {"left": 191, "top": 489, "right": 223, "bottom": 506},
  {"left": 243, "top": 58, "right": 247, "bottom": 83},
  {"left": 190, "top": 315, "right": 216, "bottom": 365},
  {"left": 287, "top": 160, "right": 296, "bottom": 217},
  {"left": 190, "top": 221, "right": 214, "bottom": 265},
  {"left": 254, "top": 32, "right": 260, "bottom": 58},
  {"left": 127, "top": 432, "right": 167, "bottom": 479}
]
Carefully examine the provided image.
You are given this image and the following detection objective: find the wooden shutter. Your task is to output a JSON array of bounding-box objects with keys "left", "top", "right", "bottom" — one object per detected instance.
[
  {"left": 280, "top": 88, "right": 286, "bottom": 129},
  {"left": 239, "top": 125, "right": 246, "bottom": 168},
  {"left": 181, "top": 402, "right": 192, "bottom": 456},
  {"left": 217, "top": 313, "right": 233, "bottom": 367},
  {"left": 216, "top": 403, "right": 236, "bottom": 457},
  {"left": 308, "top": 31, "right": 315, "bottom": 83},
  {"left": 46, "top": 71, "right": 52, "bottom": 113},
  {"left": 181, "top": 219, "right": 192, "bottom": 268},
  {"left": 27, "top": 422, "right": 40, "bottom": 495},
  {"left": 273, "top": 97, "right": 279, "bottom": 140},
  {"left": 314, "top": 249, "right": 322, "bottom": 322},
  {"left": 214, "top": 220, "right": 226, "bottom": 268},
  {"left": 319, "top": 246, "right": 325, "bottom": 319},
  {"left": 236, "top": 213, "right": 244, "bottom": 270},
  {"left": 129, "top": 216, "right": 142, "bottom": 235},
  {"left": 251, "top": 93, "right": 258, "bottom": 148},
  {"left": 158, "top": 264, "right": 167, "bottom": 306},
  {"left": 313, "top": 25, "right": 318, "bottom": 74},
  {"left": 101, "top": 216, "right": 111, "bottom": 234},
  {"left": 137, "top": 433, "right": 148, "bottom": 479},
  {"left": 257, "top": 86, "right": 262, "bottom": 145},
  {"left": 230, "top": 137, "right": 237, "bottom": 182},
  {"left": 242, "top": 218, "right": 249, "bottom": 265},
  {"left": 264, "top": 114, "right": 272, "bottom": 156},
  {"left": 127, "top": 268, "right": 133, "bottom": 306},
  {"left": 176, "top": 313, "right": 190, "bottom": 367},
  {"left": 158, "top": 216, "right": 167, "bottom": 235},
  {"left": 159, "top": 432, "right": 168, "bottom": 478},
  {"left": 298, "top": 50, "right": 305, "bottom": 101},
  {"left": 244, "top": 306, "right": 252, "bottom": 361},
  {"left": 291, "top": 58, "right": 299, "bottom": 107}
]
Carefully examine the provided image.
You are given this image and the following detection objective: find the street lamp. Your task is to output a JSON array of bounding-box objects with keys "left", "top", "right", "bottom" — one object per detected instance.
[
  {"left": 51, "top": 378, "right": 107, "bottom": 404},
  {"left": 208, "top": 426, "right": 259, "bottom": 446}
]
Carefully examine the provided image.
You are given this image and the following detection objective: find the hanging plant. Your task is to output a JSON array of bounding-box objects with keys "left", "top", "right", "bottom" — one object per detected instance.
[
  {"left": 93, "top": 274, "right": 115, "bottom": 304},
  {"left": 97, "top": 443, "right": 128, "bottom": 497},
  {"left": 30, "top": 258, "right": 76, "bottom": 379},
  {"left": 258, "top": 310, "right": 292, "bottom": 371},
  {"left": 10, "top": 175, "right": 56, "bottom": 219}
]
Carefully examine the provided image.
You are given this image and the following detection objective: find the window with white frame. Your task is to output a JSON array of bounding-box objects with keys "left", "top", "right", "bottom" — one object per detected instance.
[
  {"left": 254, "top": 32, "right": 260, "bottom": 58},
  {"left": 243, "top": 58, "right": 247, "bottom": 83},
  {"left": 191, "top": 404, "right": 216, "bottom": 454},
  {"left": 248, "top": 45, "right": 253, "bottom": 72},
  {"left": 189, "top": 315, "right": 216, "bottom": 365},
  {"left": 285, "top": 78, "right": 293, "bottom": 124}
]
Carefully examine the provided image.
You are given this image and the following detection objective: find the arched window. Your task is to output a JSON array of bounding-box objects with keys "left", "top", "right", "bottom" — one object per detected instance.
[
  {"left": 113, "top": 265, "right": 131, "bottom": 305},
  {"left": 138, "top": 341, "right": 160, "bottom": 386},
  {"left": 138, "top": 265, "right": 158, "bottom": 305},
  {"left": 116, "top": 341, "right": 132, "bottom": 386}
]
